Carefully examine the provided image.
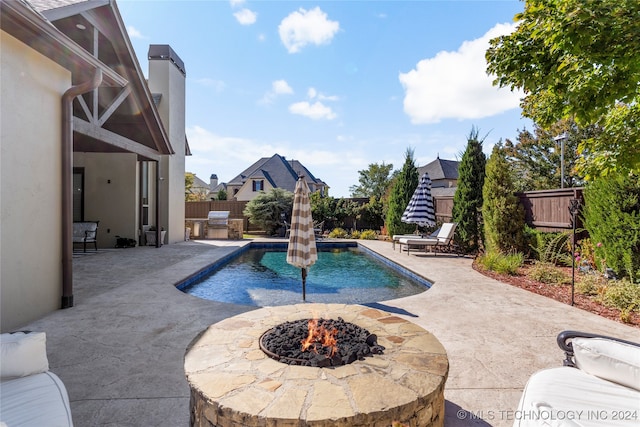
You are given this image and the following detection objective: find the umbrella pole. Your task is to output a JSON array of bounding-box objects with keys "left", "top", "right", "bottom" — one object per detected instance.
[{"left": 301, "top": 268, "right": 307, "bottom": 301}]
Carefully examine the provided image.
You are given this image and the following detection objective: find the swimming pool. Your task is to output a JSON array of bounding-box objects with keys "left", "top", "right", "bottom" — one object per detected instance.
[{"left": 178, "top": 243, "right": 430, "bottom": 306}]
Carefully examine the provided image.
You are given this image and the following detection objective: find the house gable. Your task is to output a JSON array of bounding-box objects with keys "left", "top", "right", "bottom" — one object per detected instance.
[
  {"left": 418, "top": 157, "right": 460, "bottom": 188},
  {"left": 31, "top": 0, "right": 173, "bottom": 160},
  {"left": 228, "top": 153, "right": 327, "bottom": 200}
]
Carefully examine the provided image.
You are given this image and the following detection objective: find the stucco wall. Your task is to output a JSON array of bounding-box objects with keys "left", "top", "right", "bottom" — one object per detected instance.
[
  {"left": 235, "top": 181, "right": 275, "bottom": 201},
  {"left": 0, "top": 32, "right": 70, "bottom": 332},
  {"left": 74, "top": 153, "right": 139, "bottom": 247},
  {"left": 149, "top": 55, "right": 186, "bottom": 243}
]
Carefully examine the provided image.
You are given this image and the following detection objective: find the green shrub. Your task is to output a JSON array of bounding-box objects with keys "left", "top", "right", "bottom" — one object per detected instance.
[
  {"left": 452, "top": 127, "right": 486, "bottom": 254},
  {"left": 350, "top": 230, "right": 361, "bottom": 239},
  {"left": 478, "top": 250, "right": 524, "bottom": 275},
  {"left": 598, "top": 279, "right": 640, "bottom": 314},
  {"left": 482, "top": 144, "right": 526, "bottom": 253},
  {"left": 583, "top": 173, "right": 640, "bottom": 282},
  {"left": 385, "top": 149, "right": 419, "bottom": 237},
  {"left": 531, "top": 231, "right": 572, "bottom": 266},
  {"left": 576, "top": 274, "right": 607, "bottom": 296},
  {"left": 328, "top": 228, "right": 349, "bottom": 238},
  {"left": 527, "top": 262, "right": 569, "bottom": 284},
  {"left": 243, "top": 188, "right": 293, "bottom": 235},
  {"left": 359, "top": 229, "right": 379, "bottom": 240}
]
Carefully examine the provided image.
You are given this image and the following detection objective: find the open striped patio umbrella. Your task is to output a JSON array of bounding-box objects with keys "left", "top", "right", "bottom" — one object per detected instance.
[
  {"left": 402, "top": 172, "right": 436, "bottom": 232},
  {"left": 286, "top": 176, "right": 318, "bottom": 301}
]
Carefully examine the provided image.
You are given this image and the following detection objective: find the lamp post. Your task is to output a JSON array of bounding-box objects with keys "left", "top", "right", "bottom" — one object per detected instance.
[
  {"left": 569, "top": 198, "right": 581, "bottom": 306},
  {"left": 554, "top": 132, "right": 568, "bottom": 188}
]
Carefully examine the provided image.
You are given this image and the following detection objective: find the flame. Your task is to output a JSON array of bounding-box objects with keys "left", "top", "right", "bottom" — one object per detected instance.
[{"left": 301, "top": 318, "right": 338, "bottom": 357}]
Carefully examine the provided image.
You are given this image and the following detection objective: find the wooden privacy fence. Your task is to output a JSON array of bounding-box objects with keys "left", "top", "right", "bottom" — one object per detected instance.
[
  {"left": 185, "top": 200, "right": 258, "bottom": 232},
  {"left": 516, "top": 188, "right": 584, "bottom": 232},
  {"left": 185, "top": 187, "right": 584, "bottom": 234},
  {"left": 432, "top": 188, "right": 584, "bottom": 232}
]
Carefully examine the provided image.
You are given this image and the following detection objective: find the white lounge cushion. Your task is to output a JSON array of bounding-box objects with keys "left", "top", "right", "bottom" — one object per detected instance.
[
  {"left": 0, "top": 332, "right": 49, "bottom": 380},
  {"left": 399, "top": 237, "right": 438, "bottom": 245},
  {"left": 572, "top": 337, "right": 640, "bottom": 391},
  {"left": 0, "top": 371, "right": 73, "bottom": 427},
  {"left": 514, "top": 367, "right": 640, "bottom": 427}
]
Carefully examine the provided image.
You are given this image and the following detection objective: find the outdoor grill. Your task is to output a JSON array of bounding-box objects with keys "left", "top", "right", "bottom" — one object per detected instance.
[{"left": 207, "top": 211, "right": 229, "bottom": 239}]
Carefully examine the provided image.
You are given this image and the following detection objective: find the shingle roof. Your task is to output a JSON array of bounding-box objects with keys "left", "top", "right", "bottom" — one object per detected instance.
[
  {"left": 227, "top": 154, "right": 322, "bottom": 193},
  {"left": 418, "top": 157, "right": 460, "bottom": 181}
]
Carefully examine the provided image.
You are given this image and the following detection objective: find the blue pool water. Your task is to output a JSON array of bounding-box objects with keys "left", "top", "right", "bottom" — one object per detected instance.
[{"left": 180, "top": 244, "right": 430, "bottom": 306}]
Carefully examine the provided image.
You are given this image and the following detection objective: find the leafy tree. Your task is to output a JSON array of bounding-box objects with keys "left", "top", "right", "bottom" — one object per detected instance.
[
  {"left": 359, "top": 196, "right": 385, "bottom": 231},
  {"left": 310, "top": 192, "right": 337, "bottom": 227},
  {"left": 385, "top": 148, "right": 419, "bottom": 237},
  {"left": 350, "top": 162, "right": 394, "bottom": 199},
  {"left": 452, "top": 127, "right": 486, "bottom": 253},
  {"left": 243, "top": 188, "right": 294, "bottom": 235},
  {"left": 486, "top": 0, "right": 640, "bottom": 179},
  {"left": 216, "top": 189, "right": 228, "bottom": 200},
  {"left": 582, "top": 173, "right": 640, "bottom": 282},
  {"left": 335, "top": 198, "right": 362, "bottom": 230},
  {"left": 185, "top": 172, "right": 207, "bottom": 201},
  {"left": 482, "top": 144, "right": 526, "bottom": 253},
  {"left": 504, "top": 119, "right": 599, "bottom": 191}
]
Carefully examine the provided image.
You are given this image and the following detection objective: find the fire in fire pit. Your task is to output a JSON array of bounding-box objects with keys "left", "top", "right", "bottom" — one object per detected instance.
[{"left": 259, "top": 317, "right": 385, "bottom": 367}]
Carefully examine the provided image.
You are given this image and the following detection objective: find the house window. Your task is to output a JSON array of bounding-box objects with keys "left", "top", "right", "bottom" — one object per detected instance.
[{"left": 252, "top": 180, "right": 264, "bottom": 191}]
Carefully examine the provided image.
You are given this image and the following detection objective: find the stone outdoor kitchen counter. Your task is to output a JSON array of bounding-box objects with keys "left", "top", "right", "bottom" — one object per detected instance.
[{"left": 184, "top": 303, "right": 449, "bottom": 427}]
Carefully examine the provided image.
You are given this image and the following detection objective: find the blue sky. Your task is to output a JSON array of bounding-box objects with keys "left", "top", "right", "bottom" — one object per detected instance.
[{"left": 119, "top": 0, "right": 532, "bottom": 197}]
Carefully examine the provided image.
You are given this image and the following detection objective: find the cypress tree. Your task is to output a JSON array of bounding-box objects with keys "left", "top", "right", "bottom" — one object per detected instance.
[
  {"left": 385, "top": 148, "right": 419, "bottom": 237},
  {"left": 583, "top": 173, "right": 640, "bottom": 281},
  {"left": 452, "top": 127, "right": 487, "bottom": 253},
  {"left": 482, "top": 144, "right": 525, "bottom": 253}
]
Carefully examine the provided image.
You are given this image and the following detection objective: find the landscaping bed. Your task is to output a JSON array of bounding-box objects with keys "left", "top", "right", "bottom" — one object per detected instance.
[{"left": 473, "top": 261, "right": 640, "bottom": 328}]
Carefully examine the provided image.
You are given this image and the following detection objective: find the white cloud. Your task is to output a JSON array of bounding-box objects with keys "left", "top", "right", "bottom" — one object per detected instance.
[
  {"left": 229, "top": 0, "right": 245, "bottom": 7},
  {"left": 234, "top": 8, "right": 257, "bottom": 25},
  {"left": 194, "top": 78, "right": 226, "bottom": 92},
  {"left": 289, "top": 101, "right": 337, "bottom": 120},
  {"left": 307, "top": 87, "right": 339, "bottom": 101},
  {"left": 260, "top": 79, "right": 294, "bottom": 104},
  {"left": 399, "top": 22, "right": 523, "bottom": 124},
  {"left": 273, "top": 80, "right": 294, "bottom": 95},
  {"left": 186, "top": 125, "right": 343, "bottom": 183},
  {"left": 278, "top": 7, "right": 340, "bottom": 54},
  {"left": 127, "top": 26, "right": 147, "bottom": 39}
]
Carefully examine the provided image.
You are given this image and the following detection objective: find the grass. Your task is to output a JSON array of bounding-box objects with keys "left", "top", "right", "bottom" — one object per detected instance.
[{"left": 478, "top": 250, "right": 524, "bottom": 275}]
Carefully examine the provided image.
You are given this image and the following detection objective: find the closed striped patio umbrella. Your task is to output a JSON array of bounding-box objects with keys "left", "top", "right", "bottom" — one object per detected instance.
[
  {"left": 286, "top": 176, "right": 318, "bottom": 301},
  {"left": 402, "top": 172, "right": 436, "bottom": 232}
]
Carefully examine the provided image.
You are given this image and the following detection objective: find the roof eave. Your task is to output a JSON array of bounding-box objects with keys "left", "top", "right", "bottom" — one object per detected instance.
[{"left": 1, "top": 0, "right": 127, "bottom": 87}]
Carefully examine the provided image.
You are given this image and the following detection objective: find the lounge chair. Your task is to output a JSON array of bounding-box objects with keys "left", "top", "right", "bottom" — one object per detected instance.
[
  {"left": 514, "top": 330, "right": 640, "bottom": 427},
  {"left": 392, "top": 232, "right": 428, "bottom": 251},
  {"left": 397, "top": 222, "right": 457, "bottom": 255},
  {"left": 313, "top": 221, "right": 324, "bottom": 239}
]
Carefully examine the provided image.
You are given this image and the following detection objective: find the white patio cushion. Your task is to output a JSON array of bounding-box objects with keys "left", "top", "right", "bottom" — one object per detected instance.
[
  {"left": 514, "top": 367, "right": 640, "bottom": 427},
  {"left": 0, "top": 332, "right": 49, "bottom": 380},
  {"left": 399, "top": 238, "right": 438, "bottom": 245},
  {"left": 571, "top": 337, "right": 640, "bottom": 391},
  {"left": 0, "top": 372, "right": 73, "bottom": 427}
]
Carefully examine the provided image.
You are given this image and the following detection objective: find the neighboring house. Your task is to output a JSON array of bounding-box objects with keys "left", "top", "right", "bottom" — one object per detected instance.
[
  {"left": 227, "top": 154, "right": 328, "bottom": 201},
  {"left": 1, "top": 0, "right": 186, "bottom": 331},
  {"left": 417, "top": 156, "right": 459, "bottom": 197},
  {"left": 189, "top": 173, "right": 227, "bottom": 200}
]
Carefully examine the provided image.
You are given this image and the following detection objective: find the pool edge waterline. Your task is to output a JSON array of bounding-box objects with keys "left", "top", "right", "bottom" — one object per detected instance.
[{"left": 175, "top": 241, "right": 432, "bottom": 304}]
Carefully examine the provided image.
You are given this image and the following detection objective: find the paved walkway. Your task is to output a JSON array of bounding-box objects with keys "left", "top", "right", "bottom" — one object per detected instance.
[{"left": 24, "top": 239, "right": 640, "bottom": 427}]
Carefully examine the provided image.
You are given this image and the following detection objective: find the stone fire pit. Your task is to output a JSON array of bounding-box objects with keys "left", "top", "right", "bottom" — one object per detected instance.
[{"left": 184, "top": 304, "right": 449, "bottom": 427}]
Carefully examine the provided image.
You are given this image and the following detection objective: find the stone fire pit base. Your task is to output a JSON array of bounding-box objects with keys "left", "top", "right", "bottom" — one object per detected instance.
[{"left": 184, "top": 304, "right": 449, "bottom": 427}]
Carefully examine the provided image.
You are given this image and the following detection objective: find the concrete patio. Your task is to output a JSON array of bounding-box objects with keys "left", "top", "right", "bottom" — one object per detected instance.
[{"left": 22, "top": 238, "right": 640, "bottom": 426}]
